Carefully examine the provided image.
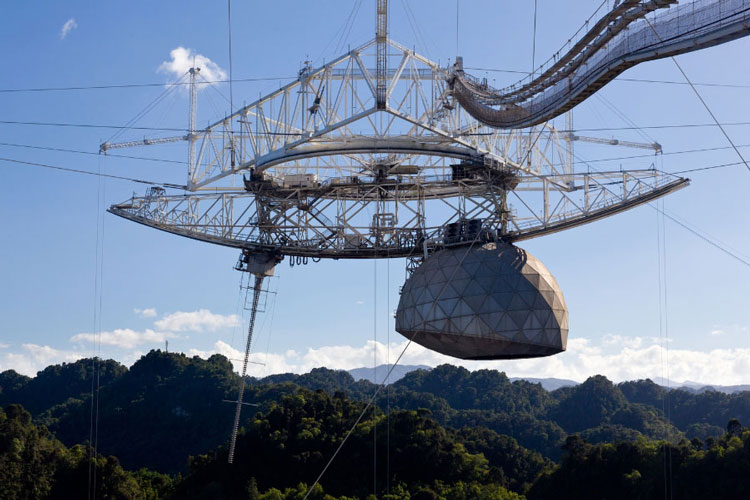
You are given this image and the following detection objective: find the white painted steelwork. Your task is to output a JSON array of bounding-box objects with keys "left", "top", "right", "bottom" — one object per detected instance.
[{"left": 108, "top": 37, "right": 687, "bottom": 259}]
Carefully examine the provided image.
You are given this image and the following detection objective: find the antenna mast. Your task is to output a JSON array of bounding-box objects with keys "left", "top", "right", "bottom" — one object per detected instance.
[
  {"left": 376, "top": 0, "right": 388, "bottom": 109},
  {"left": 188, "top": 66, "right": 199, "bottom": 182}
]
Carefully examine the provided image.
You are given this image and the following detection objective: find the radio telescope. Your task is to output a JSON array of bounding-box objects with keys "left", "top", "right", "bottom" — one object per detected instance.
[{"left": 100, "top": 0, "right": 750, "bottom": 461}]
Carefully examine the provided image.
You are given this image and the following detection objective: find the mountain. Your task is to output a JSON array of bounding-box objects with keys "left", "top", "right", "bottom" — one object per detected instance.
[
  {"left": 348, "top": 364, "right": 580, "bottom": 391},
  {"left": 5, "top": 380, "right": 749, "bottom": 499},
  {"left": 510, "top": 377, "right": 578, "bottom": 391},
  {"left": 673, "top": 381, "right": 750, "bottom": 394},
  {"left": 3, "top": 352, "right": 750, "bottom": 474},
  {"left": 348, "top": 364, "right": 430, "bottom": 383}
]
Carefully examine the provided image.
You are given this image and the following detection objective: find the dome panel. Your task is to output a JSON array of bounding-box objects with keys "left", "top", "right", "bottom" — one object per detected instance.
[{"left": 395, "top": 242, "right": 568, "bottom": 360}]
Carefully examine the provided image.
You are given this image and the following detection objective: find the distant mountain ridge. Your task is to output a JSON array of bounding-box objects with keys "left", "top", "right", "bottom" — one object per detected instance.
[
  {"left": 347, "top": 364, "right": 430, "bottom": 383},
  {"left": 348, "top": 364, "right": 579, "bottom": 391},
  {"left": 3, "top": 352, "right": 750, "bottom": 474},
  {"left": 348, "top": 364, "right": 748, "bottom": 394}
]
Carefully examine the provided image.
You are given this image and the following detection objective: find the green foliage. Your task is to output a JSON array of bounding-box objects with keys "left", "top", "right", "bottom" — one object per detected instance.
[
  {"left": 0, "top": 404, "right": 173, "bottom": 499},
  {"left": 45, "top": 351, "right": 271, "bottom": 473},
  {"left": 4, "top": 354, "right": 750, "bottom": 499},
  {"left": 527, "top": 429, "right": 750, "bottom": 500},
  {"left": 175, "top": 389, "right": 497, "bottom": 499},
  {"left": 0, "top": 359, "right": 126, "bottom": 415},
  {"left": 547, "top": 375, "right": 628, "bottom": 432},
  {"left": 619, "top": 378, "right": 750, "bottom": 440}
]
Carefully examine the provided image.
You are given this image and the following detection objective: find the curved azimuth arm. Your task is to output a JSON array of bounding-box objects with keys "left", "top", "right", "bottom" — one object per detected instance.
[
  {"left": 105, "top": 18, "right": 691, "bottom": 261},
  {"left": 108, "top": 168, "right": 688, "bottom": 259},
  {"left": 452, "top": 0, "right": 750, "bottom": 129}
]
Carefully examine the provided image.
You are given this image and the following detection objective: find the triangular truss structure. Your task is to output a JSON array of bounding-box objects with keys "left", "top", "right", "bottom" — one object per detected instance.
[{"left": 108, "top": 37, "right": 687, "bottom": 259}]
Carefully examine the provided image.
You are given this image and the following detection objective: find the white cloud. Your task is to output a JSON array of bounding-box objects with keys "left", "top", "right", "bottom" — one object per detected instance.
[
  {"left": 155, "top": 309, "right": 240, "bottom": 333},
  {"left": 186, "top": 337, "right": 750, "bottom": 386},
  {"left": 356, "top": 300, "right": 365, "bottom": 305},
  {"left": 602, "top": 334, "right": 644, "bottom": 349},
  {"left": 710, "top": 329, "right": 725, "bottom": 336},
  {"left": 158, "top": 47, "right": 226, "bottom": 88},
  {"left": 134, "top": 307, "right": 157, "bottom": 318},
  {"left": 70, "top": 328, "right": 173, "bottom": 349},
  {"left": 60, "top": 18, "right": 77, "bottom": 40},
  {"left": 0, "top": 344, "right": 83, "bottom": 377},
  {"left": 0, "top": 343, "right": 9, "bottom": 349}
]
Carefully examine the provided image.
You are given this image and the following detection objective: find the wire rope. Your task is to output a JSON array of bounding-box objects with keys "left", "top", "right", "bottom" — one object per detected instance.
[
  {"left": 315, "top": 1, "right": 361, "bottom": 64},
  {"left": 5, "top": 138, "right": 750, "bottom": 173},
  {"left": 372, "top": 258, "right": 377, "bottom": 496},
  {"left": 105, "top": 73, "right": 187, "bottom": 144},
  {"left": 643, "top": 17, "right": 750, "bottom": 174},
  {"left": 0, "top": 156, "right": 186, "bottom": 189},
  {"left": 334, "top": 0, "right": 364, "bottom": 56},
  {"left": 466, "top": 66, "right": 750, "bottom": 89},
  {"left": 9, "top": 119, "right": 750, "bottom": 135},
  {"left": 227, "top": 0, "right": 234, "bottom": 117},
  {"left": 567, "top": 145, "right": 750, "bottom": 269},
  {"left": 86, "top": 154, "right": 106, "bottom": 500},
  {"left": 656, "top": 195, "right": 668, "bottom": 500},
  {"left": 93, "top": 156, "right": 106, "bottom": 500},
  {"left": 301, "top": 124, "right": 549, "bottom": 500},
  {"left": 0, "top": 76, "right": 296, "bottom": 94},
  {"left": 657, "top": 196, "right": 674, "bottom": 500},
  {"left": 531, "top": 0, "right": 538, "bottom": 76},
  {"left": 594, "top": 93, "right": 658, "bottom": 145},
  {"left": 0, "top": 141, "right": 185, "bottom": 164},
  {"left": 456, "top": 0, "right": 460, "bottom": 56},
  {"left": 652, "top": 205, "right": 750, "bottom": 269}
]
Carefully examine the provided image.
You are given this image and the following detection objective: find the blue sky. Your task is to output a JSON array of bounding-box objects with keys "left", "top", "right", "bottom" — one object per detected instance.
[{"left": 1, "top": 1, "right": 748, "bottom": 384}]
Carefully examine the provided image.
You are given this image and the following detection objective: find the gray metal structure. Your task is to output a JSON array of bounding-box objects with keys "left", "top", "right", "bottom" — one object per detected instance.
[
  {"left": 99, "top": 0, "right": 750, "bottom": 463},
  {"left": 103, "top": 0, "right": 750, "bottom": 258},
  {"left": 451, "top": 0, "right": 750, "bottom": 128},
  {"left": 395, "top": 242, "right": 568, "bottom": 359}
]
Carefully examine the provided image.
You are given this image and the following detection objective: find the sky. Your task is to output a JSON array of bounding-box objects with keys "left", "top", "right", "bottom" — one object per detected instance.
[{"left": 1, "top": 1, "right": 748, "bottom": 386}]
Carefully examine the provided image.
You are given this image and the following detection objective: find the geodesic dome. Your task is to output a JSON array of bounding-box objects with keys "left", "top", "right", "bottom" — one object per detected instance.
[{"left": 395, "top": 242, "right": 568, "bottom": 360}]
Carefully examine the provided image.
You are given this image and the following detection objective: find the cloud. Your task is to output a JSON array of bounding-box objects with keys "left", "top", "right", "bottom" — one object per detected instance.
[
  {"left": 158, "top": 47, "right": 226, "bottom": 88},
  {"left": 70, "top": 329, "right": 173, "bottom": 349},
  {"left": 187, "top": 337, "right": 750, "bottom": 386},
  {"left": 710, "top": 329, "right": 725, "bottom": 336},
  {"left": 134, "top": 308, "right": 157, "bottom": 318},
  {"left": 356, "top": 300, "right": 365, "bottom": 305},
  {"left": 0, "top": 344, "right": 83, "bottom": 377},
  {"left": 155, "top": 309, "right": 240, "bottom": 333},
  {"left": 0, "top": 343, "right": 9, "bottom": 349},
  {"left": 602, "top": 334, "right": 644, "bottom": 349},
  {"left": 60, "top": 19, "right": 77, "bottom": 40}
]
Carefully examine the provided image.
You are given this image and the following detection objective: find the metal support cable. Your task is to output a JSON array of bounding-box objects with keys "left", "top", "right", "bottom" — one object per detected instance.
[
  {"left": 0, "top": 141, "right": 185, "bottom": 164},
  {"left": 644, "top": 17, "right": 750, "bottom": 175},
  {"left": 0, "top": 76, "right": 295, "bottom": 94},
  {"left": 567, "top": 131, "right": 750, "bottom": 269},
  {"left": 0, "top": 156, "right": 187, "bottom": 189},
  {"left": 302, "top": 230, "right": 494, "bottom": 498},
  {"left": 300, "top": 127, "right": 550, "bottom": 498},
  {"left": 227, "top": 274, "right": 264, "bottom": 464},
  {"left": 531, "top": 0, "right": 538, "bottom": 76},
  {"left": 651, "top": 204, "right": 750, "bottom": 269}
]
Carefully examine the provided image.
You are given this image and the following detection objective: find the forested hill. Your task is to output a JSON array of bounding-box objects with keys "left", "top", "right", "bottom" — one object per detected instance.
[
  {"left": 1, "top": 350, "right": 749, "bottom": 475},
  {"left": 2, "top": 354, "right": 750, "bottom": 499}
]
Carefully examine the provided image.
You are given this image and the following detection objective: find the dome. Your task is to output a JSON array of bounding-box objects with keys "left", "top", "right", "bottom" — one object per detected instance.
[{"left": 395, "top": 242, "right": 568, "bottom": 360}]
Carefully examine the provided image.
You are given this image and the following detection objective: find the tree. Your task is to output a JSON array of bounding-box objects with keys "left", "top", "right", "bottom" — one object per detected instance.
[{"left": 727, "top": 418, "right": 742, "bottom": 437}]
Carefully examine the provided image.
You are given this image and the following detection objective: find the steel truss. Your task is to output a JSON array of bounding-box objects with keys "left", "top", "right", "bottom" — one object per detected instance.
[{"left": 108, "top": 37, "right": 688, "bottom": 260}]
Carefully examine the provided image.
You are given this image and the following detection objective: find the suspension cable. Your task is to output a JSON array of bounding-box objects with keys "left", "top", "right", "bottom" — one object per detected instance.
[
  {"left": 0, "top": 156, "right": 186, "bottom": 189},
  {"left": 302, "top": 125, "right": 548, "bottom": 499},
  {"left": 644, "top": 17, "right": 750, "bottom": 175},
  {"left": 0, "top": 141, "right": 185, "bottom": 164}
]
